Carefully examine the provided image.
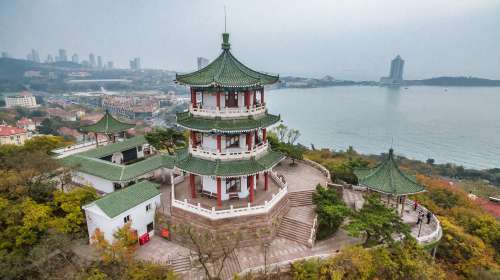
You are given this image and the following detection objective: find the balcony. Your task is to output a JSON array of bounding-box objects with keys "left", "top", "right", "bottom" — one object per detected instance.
[
  {"left": 190, "top": 104, "right": 266, "bottom": 119},
  {"left": 189, "top": 142, "right": 269, "bottom": 161}
]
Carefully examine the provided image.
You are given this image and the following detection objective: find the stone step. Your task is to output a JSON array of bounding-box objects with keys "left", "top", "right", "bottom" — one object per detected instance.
[
  {"left": 278, "top": 224, "right": 311, "bottom": 236},
  {"left": 281, "top": 218, "right": 313, "bottom": 230},
  {"left": 168, "top": 257, "right": 191, "bottom": 273},
  {"left": 219, "top": 252, "right": 241, "bottom": 280}
]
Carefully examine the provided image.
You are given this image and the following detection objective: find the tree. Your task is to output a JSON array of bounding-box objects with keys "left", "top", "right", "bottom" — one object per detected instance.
[
  {"left": 286, "top": 129, "right": 300, "bottom": 145},
  {"left": 313, "top": 185, "right": 350, "bottom": 240},
  {"left": 274, "top": 124, "right": 288, "bottom": 142},
  {"left": 344, "top": 194, "right": 409, "bottom": 247},
  {"left": 50, "top": 186, "right": 97, "bottom": 235},
  {"left": 174, "top": 224, "right": 241, "bottom": 280},
  {"left": 145, "top": 128, "right": 186, "bottom": 155},
  {"left": 426, "top": 158, "right": 435, "bottom": 165}
]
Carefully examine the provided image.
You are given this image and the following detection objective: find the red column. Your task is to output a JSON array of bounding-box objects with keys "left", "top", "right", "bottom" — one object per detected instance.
[
  {"left": 244, "top": 90, "right": 250, "bottom": 109},
  {"left": 191, "top": 88, "right": 197, "bottom": 107},
  {"left": 216, "top": 91, "right": 221, "bottom": 109},
  {"left": 248, "top": 175, "right": 254, "bottom": 203},
  {"left": 253, "top": 90, "right": 257, "bottom": 105},
  {"left": 190, "top": 174, "right": 196, "bottom": 198},
  {"left": 216, "top": 177, "right": 222, "bottom": 208},
  {"left": 262, "top": 128, "right": 267, "bottom": 143},
  {"left": 264, "top": 172, "right": 268, "bottom": 191},
  {"left": 190, "top": 131, "right": 196, "bottom": 148},
  {"left": 216, "top": 135, "right": 221, "bottom": 152},
  {"left": 261, "top": 88, "right": 264, "bottom": 105},
  {"left": 247, "top": 132, "right": 252, "bottom": 151}
]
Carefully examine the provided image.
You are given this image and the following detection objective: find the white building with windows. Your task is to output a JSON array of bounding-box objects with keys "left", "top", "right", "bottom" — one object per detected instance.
[
  {"left": 83, "top": 181, "right": 161, "bottom": 243},
  {"left": 4, "top": 91, "right": 38, "bottom": 108}
]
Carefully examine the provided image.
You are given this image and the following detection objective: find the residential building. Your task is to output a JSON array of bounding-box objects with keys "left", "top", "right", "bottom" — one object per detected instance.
[
  {"left": 129, "top": 57, "right": 141, "bottom": 70},
  {"left": 59, "top": 49, "right": 68, "bottom": 62},
  {"left": 46, "top": 107, "right": 77, "bottom": 121},
  {"left": 4, "top": 91, "right": 38, "bottom": 108},
  {"left": 97, "top": 56, "right": 103, "bottom": 68},
  {"left": 83, "top": 181, "right": 161, "bottom": 243},
  {"left": 29, "top": 49, "right": 40, "bottom": 63},
  {"left": 0, "top": 125, "right": 29, "bottom": 145},
  {"left": 16, "top": 117, "right": 36, "bottom": 131},
  {"left": 197, "top": 57, "right": 209, "bottom": 70},
  {"left": 72, "top": 53, "right": 79, "bottom": 63},
  {"left": 107, "top": 61, "right": 114, "bottom": 69},
  {"left": 46, "top": 54, "right": 54, "bottom": 63},
  {"left": 380, "top": 55, "right": 405, "bottom": 86},
  {"left": 89, "top": 53, "right": 96, "bottom": 68}
]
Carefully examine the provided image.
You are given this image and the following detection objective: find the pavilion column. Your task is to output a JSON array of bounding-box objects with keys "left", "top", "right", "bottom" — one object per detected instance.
[
  {"left": 264, "top": 171, "right": 269, "bottom": 191},
  {"left": 189, "top": 174, "right": 196, "bottom": 198},
  {"left": 248, "top": 175, "right": 254, "bottom": 203},
  {"left": 261, "top": 88, "right": 264, "bottom": 105},
  {"left": 253, "top": 90, "right": 257, "bottom": 105},
  {"left": 191, "top": 88, "right": 197, "bottom": 108},
  {"left": 216, "top": 135, "right": 222, "bottom": 153},
  {"left": 216, "top": 177, "right": 222, "bottom": 208},
  {"left": 262, "top": 128, "right": 267, "bottom": 143},
  {"left": 247, "top": 132, "right": 252, "bottom": 151},
  {"left": 244, "top": 90, "right": 250, "bottom": 109},
  {"left": 400, "top": 195, "right": 406, "bottom": 216},
  {"left": 216, "top": 91, "right": 221, "bottom": 109},
  {"left": 94, "top": 132, "right": 99, "bottom": 147},
  {"left": 190, "top": 131, "right": 197, "bottom": 148}
]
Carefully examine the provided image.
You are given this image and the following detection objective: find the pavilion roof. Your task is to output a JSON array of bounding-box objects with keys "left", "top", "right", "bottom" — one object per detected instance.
[
  {"left": 175, "top": 148, "right": 284, "bottom": 177},
  {"left": 80, "top": 135, "right": 147, "bottom": 158},
  {"left": 87, "top": 181, "right": 161, "bottom": 218},
  {"left": 80, "top": 111, "right": 135, "bottom": 134},
  {"left": 353, "top": 149, "right": 425, "bottom": 196},
  {"left": 175, "top": 33, "right": 279, "bottom": 88},
  {"left": 176, "top": 111, "right": 280, "bottom": 133}
]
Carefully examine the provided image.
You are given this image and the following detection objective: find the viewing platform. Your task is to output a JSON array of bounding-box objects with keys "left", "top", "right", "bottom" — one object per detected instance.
[
  {"left": 190, "top": 104, "right": 267, "bottom": 119},
  {"left": 189, "top": 142, "right": 269, "bottom": 161}
]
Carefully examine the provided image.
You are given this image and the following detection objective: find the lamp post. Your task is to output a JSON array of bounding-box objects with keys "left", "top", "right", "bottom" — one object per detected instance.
[{"left": 418, "top": 213, "right": 423, "bottom": 237}]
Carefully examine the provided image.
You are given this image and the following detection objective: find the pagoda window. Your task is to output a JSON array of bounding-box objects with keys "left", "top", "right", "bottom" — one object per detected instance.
[
  {"left": 225, "top": 91, "right": 238, "bottom": 108},
  {"left": 226, "top": 178, "right": 241, "bottom": 193},
  {"left": 226, "top": 135, "right": 240, "bottom": 148}
]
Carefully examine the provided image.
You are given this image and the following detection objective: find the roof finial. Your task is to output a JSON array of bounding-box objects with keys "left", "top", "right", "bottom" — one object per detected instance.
[
  {"left": 224, "top": 5, "right": 227, "bottom": 33},
  {"left": 221, "top": 6, "right": 230, "bottom": 51}
]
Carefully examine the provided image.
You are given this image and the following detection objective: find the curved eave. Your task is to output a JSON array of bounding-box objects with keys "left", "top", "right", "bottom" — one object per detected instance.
[
  {"left": 176, "top": 112, "right": 281, "bottom": 133},
  {"left": 360, "top": 184, "right": 427, "bottom": 196}
]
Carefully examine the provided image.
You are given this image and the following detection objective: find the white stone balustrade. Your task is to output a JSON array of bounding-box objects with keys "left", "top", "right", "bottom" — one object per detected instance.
[
  {"left": 171, "top": 172, "right": 288, "bottom": 220},
  {"left": 190, "top": 142, "right": 269, "bottom": 161},
  {"left": 189, "top": 104, "right": 266, "bottom": 119},
  {"left": 405, "top": 199, "right": 442, "bottom": 245}
]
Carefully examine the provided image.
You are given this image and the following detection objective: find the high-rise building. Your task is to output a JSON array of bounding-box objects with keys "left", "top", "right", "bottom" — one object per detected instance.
[
  {"left": 97, "top": 56, "right": 103, "bottom": 68},
  {"left": 1, "top": 52, "right": 9, "bottom": 58},
  {"left": 197, "top": 57, "right": 209, "bottom": 70},
  {"left": 72, "top": 53, "right": 79, "bottom": 64},
  {"left": 89, "top": 53, "right": 96, "bottom": 68},
  {"left": 59, "top": 49, "right": 68, "bottom": 62},
  {"left": 380, "top": 55, "right": 405, "bottom": 86},
  {"left": 46, "top": 54, "right": 54, "bottom": 63},
  {"left": 30, "top": 49, "right": 40, "bottom": 63},
  {"left": 107, "top": 61, "right": 114, "bottom": 69},
  {"left": 129, "top": 57, "right": 141, "bottom": 70}
]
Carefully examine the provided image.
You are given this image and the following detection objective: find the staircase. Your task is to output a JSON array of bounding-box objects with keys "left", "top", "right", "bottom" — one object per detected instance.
[
  {"left": 168, "top": 256, "right": 191, "bottom": 273},
  {"left": 288, "top": 190, "right": 315, "bottom": 207},
  {"left": 277, "top": 205, "right": 317, "bottom": 247},
  {"left": 219, "top": 252, "right": 242, "bottom": 280}
]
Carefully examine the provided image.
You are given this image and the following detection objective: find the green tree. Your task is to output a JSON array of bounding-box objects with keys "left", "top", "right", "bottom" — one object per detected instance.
[
  {"left": 50, "top": 187, "right": 97, "bottom": 235},
  {"left": 313, "top": 185, "right": 350, "bottom": 240},
  {"left": 344, "top": 194, "right": 409, "bottom": 247},
  {"left": 145, "top": 128, "right": 186, "bottom": 155}
]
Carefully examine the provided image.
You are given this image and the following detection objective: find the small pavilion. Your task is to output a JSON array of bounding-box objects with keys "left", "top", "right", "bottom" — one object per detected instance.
[
  {"left": 80, "top": 111, "right": 135, "bottom": 147},
  {"left": 354, "top": 148, "right": 426, "bottom": 215}
]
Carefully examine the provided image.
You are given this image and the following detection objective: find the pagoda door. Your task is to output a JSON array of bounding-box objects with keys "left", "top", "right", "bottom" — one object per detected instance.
[{"left": 225, "top": 92, "right": 238, "bottom": 108}]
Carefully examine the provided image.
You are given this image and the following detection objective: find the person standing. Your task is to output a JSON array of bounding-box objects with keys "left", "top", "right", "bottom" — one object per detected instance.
[{"left": 427, "top": 211, "right": 432, "bottom": 224}]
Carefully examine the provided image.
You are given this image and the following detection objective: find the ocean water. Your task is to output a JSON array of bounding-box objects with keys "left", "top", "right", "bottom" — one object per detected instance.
[{"left": 266, "top": 86, "right": 500, "bottom": 169}]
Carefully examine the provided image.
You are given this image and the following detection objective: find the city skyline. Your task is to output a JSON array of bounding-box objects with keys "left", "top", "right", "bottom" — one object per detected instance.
[{"left": 1, "top": 0, "right": 500, "bottom": 80}]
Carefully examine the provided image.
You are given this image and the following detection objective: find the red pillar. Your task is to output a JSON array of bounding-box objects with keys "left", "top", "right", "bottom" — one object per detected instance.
[
  {"left": 190, "top": 88, "right": 197, "bottom": 107},
  {"left": 264, "top": 172, "right": 268, "bottom": 191},
  {"left": 261, "top": 88, "right": 264, "bottom": 105},
  {"left": 190, "top": 174, "right": 196, "bottom": 198},
  {"left": 216, "top": 135, "right": 221, "bottom": 152},
  {"left": 248, "top": 175, "right": 254, "bottom": 203},
  {"left": 216, "top": 91, "right": 221, "bottom": 109},
  {"left": 216, "top": 177, "right": 222, "bottom": 208},
  {"left": 247, "top": 132, "right": 252, "bottom": 151},
  {"left": 262, "top": 128, "right": 267, "bottom": 143},
  {"left": 190, "top": 131, "right": 197, "bottom": 148},
  {"left": 253, "top": 90, "right": 257, "bottom": 105},
  {"left": 244, "top": 90, "right": 250, "bottom": 109}
]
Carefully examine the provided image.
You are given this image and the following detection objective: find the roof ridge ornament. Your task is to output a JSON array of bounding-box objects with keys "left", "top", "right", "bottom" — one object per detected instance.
[{"left": 222, "top": 33, "right": 230, "bottom": 50}]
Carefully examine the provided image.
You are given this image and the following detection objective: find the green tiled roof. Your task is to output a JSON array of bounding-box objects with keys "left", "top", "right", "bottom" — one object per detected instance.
[
  {"left": 176, "top": 111, "right": 280, "bottom": 133},
  {"left": 175, "top": 33, "right": 279, "bottom": 88},
  {"left": 354, "top": 149, "right": 425, "bottom": 195},
  {"left": 62, "top": 153, "right": 175, "bottom": 182},
  {"left": 89, "top": 181, "right": 160, "bottom": 218},
  {"left": 80, "top": 135, "right": 147, "bottom": 158},
  {"left": 80, "top": 111, "right": 135, "bottom": 134},
  {"left": 175, "top": 149, "right": 285, "bottom": 177}
]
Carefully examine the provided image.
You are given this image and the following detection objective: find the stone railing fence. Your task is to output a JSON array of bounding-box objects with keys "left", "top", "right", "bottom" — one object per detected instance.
[
  {"left": 404, "top": 199, "right": 442, "bottom": 245},
  {"left": 302, "top": 159, "right": 331, "bottom": 183},
  {"left": 171, "top": 173, "right": 287, "bottom": 220},
  {"left": 190, "top": 142, "right": 269, "bottom": 161},
  {"left": 190, "top": 104, "right": 266, "bottom": 119},
  {"left": 52, "top": 139, "right": 111, "bottom": 158}
]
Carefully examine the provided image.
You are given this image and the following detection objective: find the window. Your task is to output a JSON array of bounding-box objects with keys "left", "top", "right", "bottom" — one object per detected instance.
[
  {"left": 147, "top": 222, "right": 154, "bottom": 233},
  {"left": 226, "top": 178, "right": 241, "bottom": 193},
  {"left": 226, "top": 135, "right": 240, "bottom": 148},
  {"left": 123, "top": 215, "right": 131, "bottom": 224},
  {"left": 146, "top": 203, "right": 152, "bottom": 212},
  {"left": 137, "top": 145, "right": 142, "bottom": 152},
  {"left": 225, "top": 91, "right": 238, "bottom": 108}
]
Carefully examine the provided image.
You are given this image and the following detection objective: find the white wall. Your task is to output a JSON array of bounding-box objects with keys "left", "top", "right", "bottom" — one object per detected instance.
[
  {"left": 73, "top": 171, "right": 115, "bottom": 193},
  {"left": 200, "top": 175, "right": 256, "bottom": 200},
  {"left": 202, "top": 92, "right": 217, "bottom": 109},
  {"left": 202, "top": 134, "right": 217, "bottom": 151},
  {"left": 85, "top": 194, "right": 161, "bottom": 243}
]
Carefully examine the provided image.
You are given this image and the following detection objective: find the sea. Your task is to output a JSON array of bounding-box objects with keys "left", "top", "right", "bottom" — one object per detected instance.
[{"left": 266, "top": 86, "right": 500, "bottom": 170}]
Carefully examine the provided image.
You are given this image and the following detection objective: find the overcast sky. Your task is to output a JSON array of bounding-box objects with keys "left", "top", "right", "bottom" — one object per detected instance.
[{"left": 1, "top": 0, "right": 499, "bottom": 80}]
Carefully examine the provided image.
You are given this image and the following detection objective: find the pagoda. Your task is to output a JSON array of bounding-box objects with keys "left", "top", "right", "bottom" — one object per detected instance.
[
  {"left": 174, "top": 32, "right": 284, "bottom": 207},
  {"left": 80, "top": 110, "right": 135, "bottom": 146}
]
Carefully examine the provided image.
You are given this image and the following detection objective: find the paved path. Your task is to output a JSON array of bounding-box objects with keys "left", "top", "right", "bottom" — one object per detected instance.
[{"left": 275, "top": 159, "right": 328, "bottom": 192}]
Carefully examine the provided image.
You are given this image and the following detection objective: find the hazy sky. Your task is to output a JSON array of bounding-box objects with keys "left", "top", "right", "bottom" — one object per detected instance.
[{"left": 1, "top": 0, "right": 499, "bottom": 80}]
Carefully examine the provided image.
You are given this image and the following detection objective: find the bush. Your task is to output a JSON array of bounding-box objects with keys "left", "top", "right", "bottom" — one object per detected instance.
[{"left": 313, "top": 185, "right": 350, "bottom": 240}]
